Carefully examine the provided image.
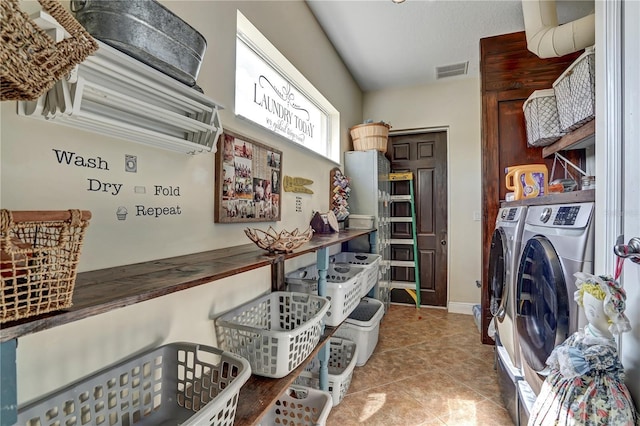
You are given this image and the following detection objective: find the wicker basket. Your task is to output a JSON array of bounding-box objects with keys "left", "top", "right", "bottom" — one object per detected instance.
[
  {"left": 1, "top": 209, "right": 91, "bottom": 323},
  {"left": 0, "top": 0, "right": 98, "bottom": 101},
  {"left": 349, "top": 122, "right": 390, "bottom": 153}
]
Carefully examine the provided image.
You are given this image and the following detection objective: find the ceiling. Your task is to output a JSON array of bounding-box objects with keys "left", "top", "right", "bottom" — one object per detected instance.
[{"left": 306, "top": 0, "right": 595, "bottom": 92}]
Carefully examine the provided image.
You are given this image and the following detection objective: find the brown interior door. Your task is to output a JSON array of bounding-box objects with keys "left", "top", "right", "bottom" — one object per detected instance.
[{"left": 387, "top": 131, "right": 448, "bottom": 306}]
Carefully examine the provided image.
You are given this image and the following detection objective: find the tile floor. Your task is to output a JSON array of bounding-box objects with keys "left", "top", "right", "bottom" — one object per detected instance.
[{"left": 326, "top": 303, "right": 515, "bottom": 425}]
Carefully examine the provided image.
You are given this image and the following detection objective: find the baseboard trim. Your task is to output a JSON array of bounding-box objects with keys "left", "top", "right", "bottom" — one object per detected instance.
[
  {"left": 389, "top": 302, "right": 447, "bottom": 309},
  {"left": 447, "top": 302, "right": 475, "bottom": 315},
  {"left": 386, "top": 301, "right": 476, "bottom": 315}
]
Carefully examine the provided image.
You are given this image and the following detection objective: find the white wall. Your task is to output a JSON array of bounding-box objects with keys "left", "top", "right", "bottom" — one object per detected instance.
[
  {"left": 363, "top": 77, "right": 482, "bottom": 308},
  {"left": 1, "top": 0, "right": 362, "bottom": 404}
]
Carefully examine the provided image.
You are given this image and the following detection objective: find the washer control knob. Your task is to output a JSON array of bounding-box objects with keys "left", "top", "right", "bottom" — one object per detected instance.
[
  {"left": 500, "top": 209, "right": 507, "bottom": 219},
  {"left": 540, "top": 207, "right": 552, "bottom": 223}
]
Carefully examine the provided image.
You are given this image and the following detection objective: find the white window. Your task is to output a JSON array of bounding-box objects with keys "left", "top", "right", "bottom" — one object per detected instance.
[{"left": 235, "top": 11, "right": 340, "bottom": 163}]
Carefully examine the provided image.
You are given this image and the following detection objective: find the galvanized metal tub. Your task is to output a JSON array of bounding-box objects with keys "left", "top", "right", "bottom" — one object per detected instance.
[{"left": 71, "top": 0, "right": 206, "bottom": 86}]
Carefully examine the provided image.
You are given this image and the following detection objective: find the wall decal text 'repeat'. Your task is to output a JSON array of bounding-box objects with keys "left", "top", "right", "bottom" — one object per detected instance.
[{"left": 136, "top": 205, "right": 182, "bottom": 218}]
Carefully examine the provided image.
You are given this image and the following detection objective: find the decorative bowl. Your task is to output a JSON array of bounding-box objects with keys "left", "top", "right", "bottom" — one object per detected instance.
[{"left": 245, "top": 226, "right": 314, "bottom": 253}]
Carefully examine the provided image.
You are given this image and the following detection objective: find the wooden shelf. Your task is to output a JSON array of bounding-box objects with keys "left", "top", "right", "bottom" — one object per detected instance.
[
  {"left": 2, "top": 229, "right": 375, "bottom": 426},
  {"left": 542, "top": 120, "right": 595, "bottom": 158},
  {"left": 0, "top": 229, "right": 373, "bottom": 343},
  {"left": 501, "top": 189, "right": 595, "bottom": 207}
]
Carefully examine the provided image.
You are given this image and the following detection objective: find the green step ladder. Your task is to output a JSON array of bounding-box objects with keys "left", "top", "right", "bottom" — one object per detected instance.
[{"left": 389, "top": 172, "right": 421, "bottom": 308}]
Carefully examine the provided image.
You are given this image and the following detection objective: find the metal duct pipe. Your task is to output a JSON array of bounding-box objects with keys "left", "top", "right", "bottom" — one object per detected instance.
[{"left": 522, "top": 0, "right": 595, "bottom": 58}]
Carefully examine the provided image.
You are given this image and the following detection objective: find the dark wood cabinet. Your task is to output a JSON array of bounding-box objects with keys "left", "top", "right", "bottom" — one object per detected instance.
[{"left": 480, "top": 32, "right": 585, "bottom": 344}]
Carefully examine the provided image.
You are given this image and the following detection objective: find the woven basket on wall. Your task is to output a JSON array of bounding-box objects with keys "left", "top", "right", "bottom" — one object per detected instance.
[
  {"left": 1, "top": 210, "right": 91, "bottom": 323},
  {"left": 349, "top": 122, "right": 391, "bottom": 153},
  {"left": 0, "top": 0, "right": 98, "bottom": 101}
]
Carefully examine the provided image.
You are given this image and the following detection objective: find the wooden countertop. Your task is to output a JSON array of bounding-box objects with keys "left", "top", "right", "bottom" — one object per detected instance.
[
  {"left": 501, "top": 189, "right": 595, "bottom": 207},
  {"left": 0, "top": 229, "right": 373, "bottom": 342}
]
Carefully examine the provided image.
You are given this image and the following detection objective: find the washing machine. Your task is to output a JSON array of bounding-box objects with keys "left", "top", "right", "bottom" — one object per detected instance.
[
  {"left": 490, "top": 205, "right": 527, "bottom": 368},
  {"left": 489, "top": 206, "right": 527, "bottom": 425},
  {"left": 515, "top": 202, "right": 594, "bottom": 423}
]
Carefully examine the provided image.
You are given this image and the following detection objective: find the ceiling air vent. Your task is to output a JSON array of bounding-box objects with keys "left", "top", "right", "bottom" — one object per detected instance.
[{"left": 436, "top": 62, "right": 469, "bottom": 79}]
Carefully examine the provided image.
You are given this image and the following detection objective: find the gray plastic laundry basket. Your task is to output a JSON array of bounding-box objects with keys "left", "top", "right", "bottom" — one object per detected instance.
[
  {"left": 294, "top": 337, "right": 358, "bottom": 406},
  {"left": 285, "top": 263, "right": 363, "bottom": 326},
  {"left": 216, "top": 291, "right": 330, "bottom": 378},
  {"left": 17, "top": 342, "right": 251, "bottom": 426},
  {"left": 256, "top": 385, "right": 332, "bottom": 426}
]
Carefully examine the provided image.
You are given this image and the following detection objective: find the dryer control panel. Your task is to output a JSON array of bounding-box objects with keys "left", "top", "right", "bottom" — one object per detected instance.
[
  {"left": 497, "top": 206, "right": 526, "bottom": 224},
  {"left": 527, "top": 203, "right": 594, "bottom": 229},
  {"left": 553, "top": 206, "right": 581, "bottom": 226}
]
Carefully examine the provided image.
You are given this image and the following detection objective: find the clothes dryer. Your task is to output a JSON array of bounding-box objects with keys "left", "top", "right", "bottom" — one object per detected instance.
[
  {"left": 490, "top": 206, "right": 527, "bottom": 426},
  {"left": 489, "top": 206, "right": 527, "bottom": 368},
  {"left": 515, "top": 202, "right": 594, "bottom": 405}
]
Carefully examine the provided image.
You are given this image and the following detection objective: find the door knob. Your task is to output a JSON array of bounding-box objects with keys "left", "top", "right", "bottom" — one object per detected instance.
[
  {"left": 614, "top": 237, "right": 640, "bottom": 264},
  {"left": 440, "top": 239, "right": 447, "bottom": 246}
]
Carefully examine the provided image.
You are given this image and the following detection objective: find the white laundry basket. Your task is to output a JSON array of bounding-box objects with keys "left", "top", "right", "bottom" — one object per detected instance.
[
  {"left": 330, "top": 252, "right": 381, "bottom": 298},
  {"left": 294, "top": 337, "right": 358, "bottom": 406},
  {"left": 256, "top": 385, "right": 332, "bottom": 426},
  {"left": 285, "top": 263, "right": 363, "bottom": 326},
  {"left": 215, "top": 291, "right": 330, "bottom": 378}
]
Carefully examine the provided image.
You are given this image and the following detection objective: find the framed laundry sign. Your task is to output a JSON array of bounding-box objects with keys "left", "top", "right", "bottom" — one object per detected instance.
[
  {"left": 234, "top": 13, "right": 341, "bottom": 164},
  {"left": 215, "top": 131, "right": 282, "bottom": 223}
]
